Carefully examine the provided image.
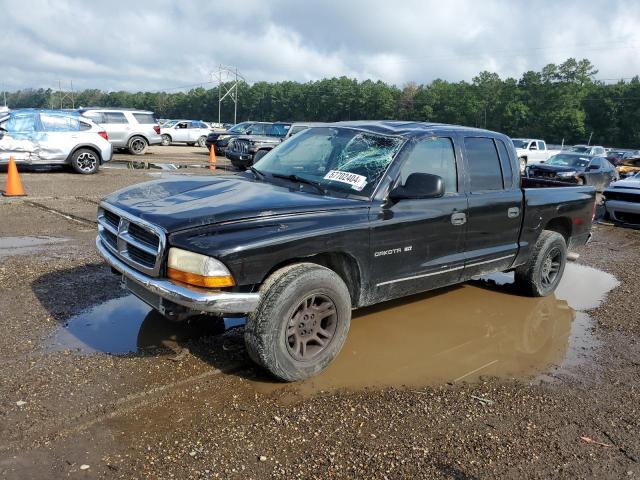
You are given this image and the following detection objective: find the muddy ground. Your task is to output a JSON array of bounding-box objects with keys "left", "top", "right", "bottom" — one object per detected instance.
[{"left": 0, "top": 147, "right": 639, "bottom": 479}]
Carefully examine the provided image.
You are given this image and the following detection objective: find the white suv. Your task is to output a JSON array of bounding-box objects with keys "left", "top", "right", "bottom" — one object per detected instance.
[{"left": 79, "top": 108, "right": 162, "bottom": 155}]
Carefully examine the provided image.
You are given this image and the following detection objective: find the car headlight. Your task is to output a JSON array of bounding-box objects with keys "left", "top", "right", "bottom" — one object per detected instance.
[
  {"left": 218, "top": 135, "right": 229, "bottom": 140},
  {"left": 556, "top": 171, "right": 578, "bottom": 178},
  {"left": 167, "top": 247, "right": 235, "bottom": 288}
]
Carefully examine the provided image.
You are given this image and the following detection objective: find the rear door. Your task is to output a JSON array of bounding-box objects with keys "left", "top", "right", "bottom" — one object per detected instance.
[
  {"left": 461, "top": 136, "right": 522, "bottom": 278},
  {"left": 371, "top": 135, "right": 468, "bottom": 301}
]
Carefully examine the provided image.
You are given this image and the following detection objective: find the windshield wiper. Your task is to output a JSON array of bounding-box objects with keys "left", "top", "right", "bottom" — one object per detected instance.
[
  {"left": 270, "top": 173, "right": 326, "bottom": 195},
  {"left": 249, "top": 166, "right": 265, "bottom": 180}
]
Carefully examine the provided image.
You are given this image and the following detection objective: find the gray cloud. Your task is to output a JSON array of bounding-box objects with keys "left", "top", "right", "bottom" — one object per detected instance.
[{"left": 1, "top": 0, "right": 639, "bottom": 91}]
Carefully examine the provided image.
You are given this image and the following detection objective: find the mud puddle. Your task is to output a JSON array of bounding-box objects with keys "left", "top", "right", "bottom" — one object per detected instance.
[
  {"left": 0, "top": 235, "right": 69, "bottom": 260},
  {"left": 46, "top": 294, "right": 244, "bottom": 354},
  {"left": 252, "top": 263, "right": 619, "bottom": 396}
]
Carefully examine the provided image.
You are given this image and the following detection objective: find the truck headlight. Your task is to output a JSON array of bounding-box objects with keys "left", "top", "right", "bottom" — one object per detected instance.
[
  {"left": 556, "top": 171, "right": 577, "bottom": 178},
  {"left": 167, "top": 247, "right": 235, "bottom": 288}
]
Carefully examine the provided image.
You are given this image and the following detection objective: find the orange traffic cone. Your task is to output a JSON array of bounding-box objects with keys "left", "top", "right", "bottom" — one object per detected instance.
[
  {"left": 3, "top": 157, "right": 26, "bottom": 197},
  {"left": 208, "top": 146, "right": 217, "bottom": 171}
]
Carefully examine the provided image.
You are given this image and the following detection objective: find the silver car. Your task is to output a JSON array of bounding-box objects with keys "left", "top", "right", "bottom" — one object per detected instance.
[
  {"left": 0, "top": 109, "right": 112, "bottom": 174},
  {"left": 160, "top": 120, "right": 211, "bottom": 147},
  {"left": 603, "top": 173, "right": 640, "bottom": 226},
  {"left": 79, "top": 108, "right": 162, "bottom": 155}
]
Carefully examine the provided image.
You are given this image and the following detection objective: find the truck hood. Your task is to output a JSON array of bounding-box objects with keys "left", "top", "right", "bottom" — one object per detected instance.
[{"left": 103, "top": 174, "right": 366, "bottom": 232}]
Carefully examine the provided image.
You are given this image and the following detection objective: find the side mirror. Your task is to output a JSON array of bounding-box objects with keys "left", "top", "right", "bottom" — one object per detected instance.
[{"left": 389, "top": 173, "right": 444, "bottom": 202}]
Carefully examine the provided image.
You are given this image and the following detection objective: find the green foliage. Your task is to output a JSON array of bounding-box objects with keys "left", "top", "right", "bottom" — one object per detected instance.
[{"left": 4, "top": 58, "right": 639, "bottom": 147}]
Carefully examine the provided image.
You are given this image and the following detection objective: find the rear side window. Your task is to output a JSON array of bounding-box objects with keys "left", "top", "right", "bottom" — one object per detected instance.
[
  {"left": 40, "top": 114, "right": 80, "bottom": 132},
  {"left": 495, "top": 139, "right": 514, "bottom": 188},
  {"left": 103, "top": 112, "right": 128, "bottom": 124},
  {"left": 133, "top": 113, "right": 157, "bottom": 124},
  {"left": 399, "top": 137, "right": 457, "bottom": 194},
  {"left": 464, "top": 137, "right": 504, "bottom": 192}
]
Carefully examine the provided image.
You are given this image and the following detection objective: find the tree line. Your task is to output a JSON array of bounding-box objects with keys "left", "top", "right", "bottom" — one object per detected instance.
[{"left": 4, "top": 58, "right": 640, "bottom": 148}]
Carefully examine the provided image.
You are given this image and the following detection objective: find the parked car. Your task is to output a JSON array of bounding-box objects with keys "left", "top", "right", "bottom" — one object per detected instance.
[
  {"left": 526, "top": 153, "right": 618, "bottom": 191},
  {"left": 225, "top": 122, "right": 292, "bottom": 169},
  {"left": 160, "top": 120, "right": 211, "bottom": 147},
  {"left": 0, "top": 109, "right": 112, "bottom": 174},
  {"left": 616, "top": 156, "right": 640, "bottom": 178},
  {"left": 96, "top": 121, "right": 596, "bottom": 381},
  {"left": 78, "top": 108, "right": 161, "bottom": 155},
  {"left": 606, "top": 149, "right": 640, "bottom": 166},
  {"left": 205, "top": 121, "right": 274, "bottom": 154},
  {"left": 603, "top": 173, "right": 640, "bottom": 226},
  {"left": 569, "top": 144, "right": 607, "bottom": 156},
  {"left": 511, "top": 138, "right": 562, "bottom": 171}
]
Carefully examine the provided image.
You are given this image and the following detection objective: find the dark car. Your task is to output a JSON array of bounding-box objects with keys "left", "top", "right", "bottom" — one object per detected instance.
[
  {"left": 97, "top": 121, "right": 596, "bottom": 381},
  {"left": 225, "top": 122, "right": 292, "bottom": 169},
  {"left": 205, "top": 121, "right": 273, "bottom": 155},
  {"left": 526, "top": 152, "right": 618, "bottom": 191},
  {"left": 607, "top": 149, "right": 640, "bottom": 166}
]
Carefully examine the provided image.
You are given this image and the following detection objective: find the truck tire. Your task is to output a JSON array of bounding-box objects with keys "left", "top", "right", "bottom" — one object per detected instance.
[
  {"left": 515, "top": 230, "right": 567, "bottom": 297},
  {"left": 70, "top": 148, "right": 100, "bottom": 174},
  {"left": 244, "top": 263, "right": 352, "bottom": 381},
  {"left": 128, "top": 136, "right": 148, "bottom": 155},
  {"left": 253, "top": 149, "right": 269, "bottom": 162}
]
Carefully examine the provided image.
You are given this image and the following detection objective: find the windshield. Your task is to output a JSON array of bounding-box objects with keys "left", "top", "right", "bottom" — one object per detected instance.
[
  {"left": 546, "top": 154, "right": 590, "bottom": 168},
  {"left": 512, "top": 139, "right": 528, "bottom": 149},
  {"left": 253, "top": 127, "right": 405, "bottom": 197},
  {"left": 229, "top": 122, "right": 252, "bottom": 133},
  {"left": 570, "top": 146, "right": 590, "bottom": 153}
]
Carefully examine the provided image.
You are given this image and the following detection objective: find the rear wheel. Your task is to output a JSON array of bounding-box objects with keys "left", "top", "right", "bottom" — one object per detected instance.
[
  {"left": 70, "top": 148, "right": 100, "bottom": 174},
  {"left": 128, "top": 136, "right": 148, "bottom": 155},
  {"left": 244, "top": 263, "right": 351, "bottom": 381},
  {"left": 515, "top": 230, "right": 567, "bottom": 297},
  {"left": 161, "top": 134, "right": 171, "bottom": 146}
]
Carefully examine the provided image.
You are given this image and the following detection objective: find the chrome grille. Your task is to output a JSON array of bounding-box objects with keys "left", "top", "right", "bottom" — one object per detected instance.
[
  {"left": 232, "top": 139, "right": 250, "bottom": 154},
  {"left": 97, "top": 204, "right": 166, "bottom": 276}
]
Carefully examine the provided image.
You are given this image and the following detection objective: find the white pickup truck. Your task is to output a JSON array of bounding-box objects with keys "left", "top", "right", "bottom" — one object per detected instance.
[{"left": 512, "top": 139, "right": 562, "bottom": 171}]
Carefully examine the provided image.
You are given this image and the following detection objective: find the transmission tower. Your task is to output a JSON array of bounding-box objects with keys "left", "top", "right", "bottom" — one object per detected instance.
[{"left": 213, "top": 65, "right": 245, "bottom": 124}]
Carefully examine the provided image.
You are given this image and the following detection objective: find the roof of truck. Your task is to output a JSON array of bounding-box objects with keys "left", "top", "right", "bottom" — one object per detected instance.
[{"left": 332, "top": 120, "right": 503, "bottom": 138}]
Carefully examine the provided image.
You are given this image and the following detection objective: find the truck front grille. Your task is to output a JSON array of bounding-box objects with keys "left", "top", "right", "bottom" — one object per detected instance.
[
  {"left": 605, "top": 191, "right": 640, "bottom": 203},
  {"left": 97, "top": 205, "right": 165, "bottom": 276},
  {"left": 231, "top": 139, "right": 250, "bottom": 154}
]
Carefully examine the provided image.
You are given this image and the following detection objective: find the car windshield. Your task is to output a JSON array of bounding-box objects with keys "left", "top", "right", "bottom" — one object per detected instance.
[
  {"left": 253, "top": 127, "right": 405, "bottom": 197},
  {"left": 512, "top": 139, "right": 528, "bottom": 148},
  {"left": 570, "top": 146, "right": 590, "bottom": 153},
  {"left": 229, "top": 122, "right": 252, "bottom": 133},
  {"left": 546, "top": 154, "right": 590, "bottom": 168}
]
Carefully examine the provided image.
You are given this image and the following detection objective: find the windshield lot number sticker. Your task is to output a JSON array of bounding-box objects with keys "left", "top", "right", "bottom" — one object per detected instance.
[{"left": 324, "top": 170, "right": 368, "bottom": 191}]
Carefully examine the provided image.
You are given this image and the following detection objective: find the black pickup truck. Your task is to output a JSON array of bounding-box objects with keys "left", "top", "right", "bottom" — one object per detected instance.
[{"left": 96, "top": 121, "right": 596, "bottom": 381}]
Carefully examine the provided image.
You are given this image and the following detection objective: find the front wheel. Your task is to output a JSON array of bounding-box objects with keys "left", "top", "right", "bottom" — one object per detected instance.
[
  {"left": 70, "top": 148, "right": 100, "bottom": 174},
  {"left": 244, "top": 263, "right": 352, "bottom": 381},
  {"left": 197, "top": 136, "right": 207, "bottom": 147},
  {"left": 253, "top": 149, "right": 269, "bottom": 162},
  {"left": 161, "top": 134, "right": 171, "bottom": 146},
  {"left": 515, "top": 230, "right": 567, "bottom": 297}
]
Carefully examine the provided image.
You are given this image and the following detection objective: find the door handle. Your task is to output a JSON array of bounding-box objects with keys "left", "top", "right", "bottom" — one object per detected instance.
[
  {"left": 507, "top": 207, "right": 520, "bottom": 218},
  {"left": 451, "top": 212, "right": 467, "bottom": 226}
]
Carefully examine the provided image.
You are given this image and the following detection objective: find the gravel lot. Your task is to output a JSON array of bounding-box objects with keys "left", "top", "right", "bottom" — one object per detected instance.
[{"left": 0, "top": 147, "right": 638, "bottom": 479}]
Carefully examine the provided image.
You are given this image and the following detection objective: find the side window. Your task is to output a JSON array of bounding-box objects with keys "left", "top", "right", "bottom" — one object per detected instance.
[
  {"left": 40, "top": 114, "right": 80, "bottom": 132},
  {"left": 82, "top": 111, "right": 104, "bottom": 124},
  {"left": 538, "top": 141, "right": 546, "bottom": 151},
  {"left": 589, "top": 158, "right": 602, "bottom": 169},
  {"left": 495, "top": 139, "right": 514, "bottom": 188},
  {"left": 176, "top": 122, "right": 188, "bottom": 129},
  {"left": 103, "top": 112, "right": 128, "bottom": 124},
  {"left": 464, "top": 137, "right": 504, "bottom": 192},
  {"left": 251, "top": 124, "right": 266, "bottom": 135},
  {"left": 132, "top": 113, "right": 157, "bottom": 124},
  {"left": 4, "top": 114, "right": 37, "bottom": 133},
  {"left": 529, "top": 142, "right": 538, "bottom": 150},
  {"left": 399, "top": 137, "right": 457, "bottom": 194}
]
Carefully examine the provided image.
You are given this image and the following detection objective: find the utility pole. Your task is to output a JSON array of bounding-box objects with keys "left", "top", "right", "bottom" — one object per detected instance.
[{"left": 213, "top": 65, "right": 245, "bottom": 125}]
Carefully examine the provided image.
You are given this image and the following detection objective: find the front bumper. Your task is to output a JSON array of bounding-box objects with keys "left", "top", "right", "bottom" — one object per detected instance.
[
  {"left": 96, "top": 236, "right": 260, "bottom": 315},
  {"left": 605, "top": 199, "right": 640, "bottom": 225},
  {"left": 225, "top": 150, "right": 254, "bottom": 166}
]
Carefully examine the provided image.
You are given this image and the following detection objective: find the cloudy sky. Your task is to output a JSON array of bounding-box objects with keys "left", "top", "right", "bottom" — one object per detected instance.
[{"left": 2, "top": 0, "right": 640, "bottom": 92}]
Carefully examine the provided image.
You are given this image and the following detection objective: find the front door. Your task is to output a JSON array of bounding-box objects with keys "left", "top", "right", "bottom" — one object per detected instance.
[
  {"left": 0, "top": 112, "right": 38, "bottom": 162},
  {"left": 172, "top": 122, "right": 189, "bottom": 142},
  {"left": 461, "top": 136, "right": 522, "bottom": 278},
  {"left": 371, "top": 136, "right": 468, "bottom": 302}
]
